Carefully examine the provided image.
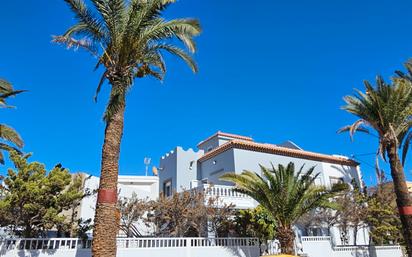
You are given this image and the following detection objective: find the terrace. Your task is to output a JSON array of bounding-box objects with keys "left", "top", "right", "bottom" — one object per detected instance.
[{"left": 196, "top": 184, "right": 257, "bottom": 209}]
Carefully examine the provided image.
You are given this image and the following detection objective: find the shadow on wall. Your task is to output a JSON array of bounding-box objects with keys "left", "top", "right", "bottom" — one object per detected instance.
[
  {"left": 0, "top": 239, "right": 91, "bottom": 257},
  {"left": 224, "top": 246, "right": 259, "bottom": 257},
  {"left": 330, "top": 165, "right": 356, "bottom": 185}
]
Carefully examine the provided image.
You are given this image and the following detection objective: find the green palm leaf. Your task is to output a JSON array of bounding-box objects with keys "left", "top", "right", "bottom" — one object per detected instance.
[
  {"left": 220, "top": 162, "right": 341, "bottom": 254},
  {"left": 0, "top": 78, "right": 24, "bottom": 164},
  {"left": 54, "top": 0, "right": 201, "bottom": 122}
]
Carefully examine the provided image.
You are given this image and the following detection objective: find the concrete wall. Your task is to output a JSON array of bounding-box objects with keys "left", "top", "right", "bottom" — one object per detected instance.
[
  {"left": 176, "top": 147, "right": 204, "bottom": 191},
  {"left": 0, "top": 238, "right": 259, "bottom": 257},
  {"left": 159, "top": 148, "right": 178, "bottom": 193},
  {"left": 232, "top": 148, "right": 325, "bottom": 177},
  {"left": 199, "top": 148, "right": 236, "bottom": 186},
  {"left": 79, "top": 175, "right": 159, "bottom": 225},
  {"left": 300, "top": 237, "right": 403, "bottom": 257},
  {"left": 118, "top": 176, "right": 159, "bottom": 200},
  {"left": 198, "top": 137, "right": 220, "bottom": 153},
  {"left": 159, "top": 147, "right": 203, "bottom": 192},
  {"left": 0, "top": 247, "right": 258, "bottom": 257},
  {"left": 0, "top": 237, "right": 402, "bottom": 257}
]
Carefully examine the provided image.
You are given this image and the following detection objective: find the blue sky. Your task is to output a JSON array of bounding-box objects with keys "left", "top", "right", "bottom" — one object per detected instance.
[{"left": 1, "top": 0, "right": 412, "bottom": 185}]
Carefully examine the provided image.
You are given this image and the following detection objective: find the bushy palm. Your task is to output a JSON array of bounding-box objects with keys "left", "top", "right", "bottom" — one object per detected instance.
[
  {"left": 221, "top": 162, "right": 340, "bottom": 255},
  {"left": 340, "top": 75, "right": 412, "bottom": 257},
  {"left": 54, "top": 0, "right": 200, "bottom": 120},
  {"left": 54, "top": 1, "right": 200, "bottom": 256},
  {"left": 0, "top": 79, "right": 24, "bottom": 164}
]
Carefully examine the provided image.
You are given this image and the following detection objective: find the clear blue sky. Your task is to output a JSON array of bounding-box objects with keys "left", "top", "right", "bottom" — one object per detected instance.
[{"left": 1, "top": 0, "right": 412, "bottom": 185}]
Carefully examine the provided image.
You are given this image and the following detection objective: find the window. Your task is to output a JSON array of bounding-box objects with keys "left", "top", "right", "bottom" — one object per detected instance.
[
  {"left": 207, "top": 146, "right": 213, "bottom": 152},
  {"left": 163, "top": 180, "right": 172, "bottom": 197},
  {"left": 329, "top": 177, "right": 344, "bottom": 187}
]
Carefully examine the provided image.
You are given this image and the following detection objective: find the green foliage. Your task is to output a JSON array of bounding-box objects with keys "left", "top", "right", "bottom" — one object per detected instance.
[
  {"left": 334, "top": 180, "right": 369, "bottom": 245},
  {"left": 339, "top": 73, "right": 412, "bottom": 173},
  {"left": 0, "top": 78, "right": 25, "bottom": 108},
  {"left": 54, "top": 0, "right": 201, "bottom": 122},
  {"left": 221, "top": 163, "right": 341, "bottom": 229},
  {"left": 74, "top": 218, "right": 93, "bottom": 242},
  {"left": 0, "top": 78, "right": 24, "bottom": 164},
  {"left": 0, "top": 151, "right": 85, "bottom": 237},
  {"left": 234, "top": 205, "right": 276, "bottom": 242},
  {"left": 366, "top": 183, "right": 403, "bottom": 245},
  {"left": 221, "top": 162, "right": 342, "bottom": 254}
]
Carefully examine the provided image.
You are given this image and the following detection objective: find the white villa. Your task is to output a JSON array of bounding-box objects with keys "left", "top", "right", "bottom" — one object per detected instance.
[
  {"left": 158, "top": 131, "right": 368, "bottom": 245},
  {"left": 1, "top": 132, "right": 403, "bottom": 257},
  {"left": 78, "top": 131, "right": 369, "bottom": 244}
]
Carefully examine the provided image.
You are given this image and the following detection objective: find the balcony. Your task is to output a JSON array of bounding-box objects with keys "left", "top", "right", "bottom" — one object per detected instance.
[{"left": 195, "top": 184, "right": 257, "bottom": 209}]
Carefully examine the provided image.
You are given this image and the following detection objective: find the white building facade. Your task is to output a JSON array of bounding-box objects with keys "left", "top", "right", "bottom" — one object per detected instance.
[
  {"left": 79, "top": 174, "right": 159, "bottom": 236},
  {"left": 158, "top": 131, "right": 368, "bottom": 245}
]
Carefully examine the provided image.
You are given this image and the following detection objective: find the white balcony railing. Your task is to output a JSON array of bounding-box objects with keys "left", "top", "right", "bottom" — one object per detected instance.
[{"left": 194, "top": 184, "right": 257, "bottom": 209}]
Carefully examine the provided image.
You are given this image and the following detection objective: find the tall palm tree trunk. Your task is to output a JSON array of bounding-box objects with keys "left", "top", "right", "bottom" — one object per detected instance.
[
  {"left": 387, "top": 144, "right": 412, "bottom": 257},
  {"left": 277, "top": 225, "right": 295, "bottom": 255},
  {"left": 92, "top": 90, "right": 125, "bottom": 257}
]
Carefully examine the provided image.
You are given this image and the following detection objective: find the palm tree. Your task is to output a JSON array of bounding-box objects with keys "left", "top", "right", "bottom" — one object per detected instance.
[
  {"left": 339, "top": 76, "right": 412, "bottom": 257},
  {"left": 54, "top": 1, "right": 200, "bottom": 256},
  {"left": 0, "top": 78, "right": 24, "bottom": 164},
  {"left": 221, "top": 162, "right": 340, "bottom": 255}
]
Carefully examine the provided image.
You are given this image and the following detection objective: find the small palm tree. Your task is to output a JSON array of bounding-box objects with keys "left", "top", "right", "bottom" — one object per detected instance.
[
  {"left": 0, "top": 78, "right": 24, "bottom": 164},
  {"left": 340, "top": 75, "right": 412, "bottom": 257},
  {"left": 54, "top": 1, "right": 200, "bottom": 256},
  {"left": 221, "top": 162, "right": 340, "bottom": 255}
]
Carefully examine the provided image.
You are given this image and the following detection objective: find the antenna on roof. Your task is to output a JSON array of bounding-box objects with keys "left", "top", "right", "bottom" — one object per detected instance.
[{"left": 144, "top": 157, "right": 151, "bottom": 176}]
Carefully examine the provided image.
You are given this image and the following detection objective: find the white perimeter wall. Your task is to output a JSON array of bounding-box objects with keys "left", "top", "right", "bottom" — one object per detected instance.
[
  {"left": 0, "top": 238, "right": 259, "bottom": 257},
  {"left": 0, "top": 237, "right": 403, "bottom": 257},
  {"left": 301, "top": 236, "right": 403, "bottom": 257},
  {"left": 0, "top": 247, "right": 258, "bottom": 257}
]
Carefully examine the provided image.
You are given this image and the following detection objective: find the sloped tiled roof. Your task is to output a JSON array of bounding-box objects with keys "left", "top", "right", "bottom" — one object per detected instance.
[{"left": 198, "top": 139, "right": 359, "bottom": 166}]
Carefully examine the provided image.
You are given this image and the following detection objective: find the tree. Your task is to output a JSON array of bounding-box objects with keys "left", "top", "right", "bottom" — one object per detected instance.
[
  {"left": 298, "top": 208, "right": 338, "bottom": 237},
  {"left": 221, "top": 162, "right": 341, "bottom": 255},
  {"left": 142, "top": 190, "right": 234, "bottom": 237},
  {"left": 339, "top": 74, "right": 412, "bottom": 256},
  {"left": 233, "top": 205, "right": 276, "bottom": 254},
  {"left": 54, "top": 1, "right": 200, "bottom": 255},
  {"left": 57, "top": 173, "right": 94, "bottom": 237},
  {"left": 0, "top": 78, "right": 24, "bottom": 164},
  {"left": 118, "top": 193, "right": 149, "bottom": 237},
  {"left": 0, "top": 151, "right": 84, "bottom": 237},
  {"left": 334, "top": 182, "right": 368, "bottom": 245},
  {"left": 367, "top": 182, "right": 403, "bottom": 245},
  {"left": 204, "top": 196, "right": 235, "bottom": 237}
]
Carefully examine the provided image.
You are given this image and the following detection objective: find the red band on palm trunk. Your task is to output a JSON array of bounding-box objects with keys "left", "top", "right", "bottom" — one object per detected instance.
[
  {"left": 97, "top": 189, "right": 117, "bottom": 204},
  {"left": 399, "top": 206, "right": 412, "bottom": 215}
]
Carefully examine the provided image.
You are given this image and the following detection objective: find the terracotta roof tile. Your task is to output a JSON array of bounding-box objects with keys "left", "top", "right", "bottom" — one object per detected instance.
[{"left": 198, "top": 140, "right": 359, "bottom": 166}]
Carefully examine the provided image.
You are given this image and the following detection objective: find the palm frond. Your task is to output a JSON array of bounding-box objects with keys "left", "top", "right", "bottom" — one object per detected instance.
[
  {"left": 0, "top": 124, "right": 23, "bottom": 148},
  {"left": 220, "top": 162, "right": 341, "bottom": 227},
  {"left": 152, "top": 44, "right": 198, "bottom": 73},
  {"left": 341, "top": 74, "right": 412, "bottom": 164},
  {"left": 56, "top": 0, "right": 201, "bottom": 123}
]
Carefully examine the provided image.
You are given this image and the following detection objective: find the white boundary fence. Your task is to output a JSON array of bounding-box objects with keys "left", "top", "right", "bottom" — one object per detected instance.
[
  {"left": 0, "top": 237, "right": 260, "bottom": 257},
  {"left": 301, "top": 236, "right": 404, "bottom": 257},
  {"left": 0, "top": 236, "right": 404, "bottom": 257}
]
